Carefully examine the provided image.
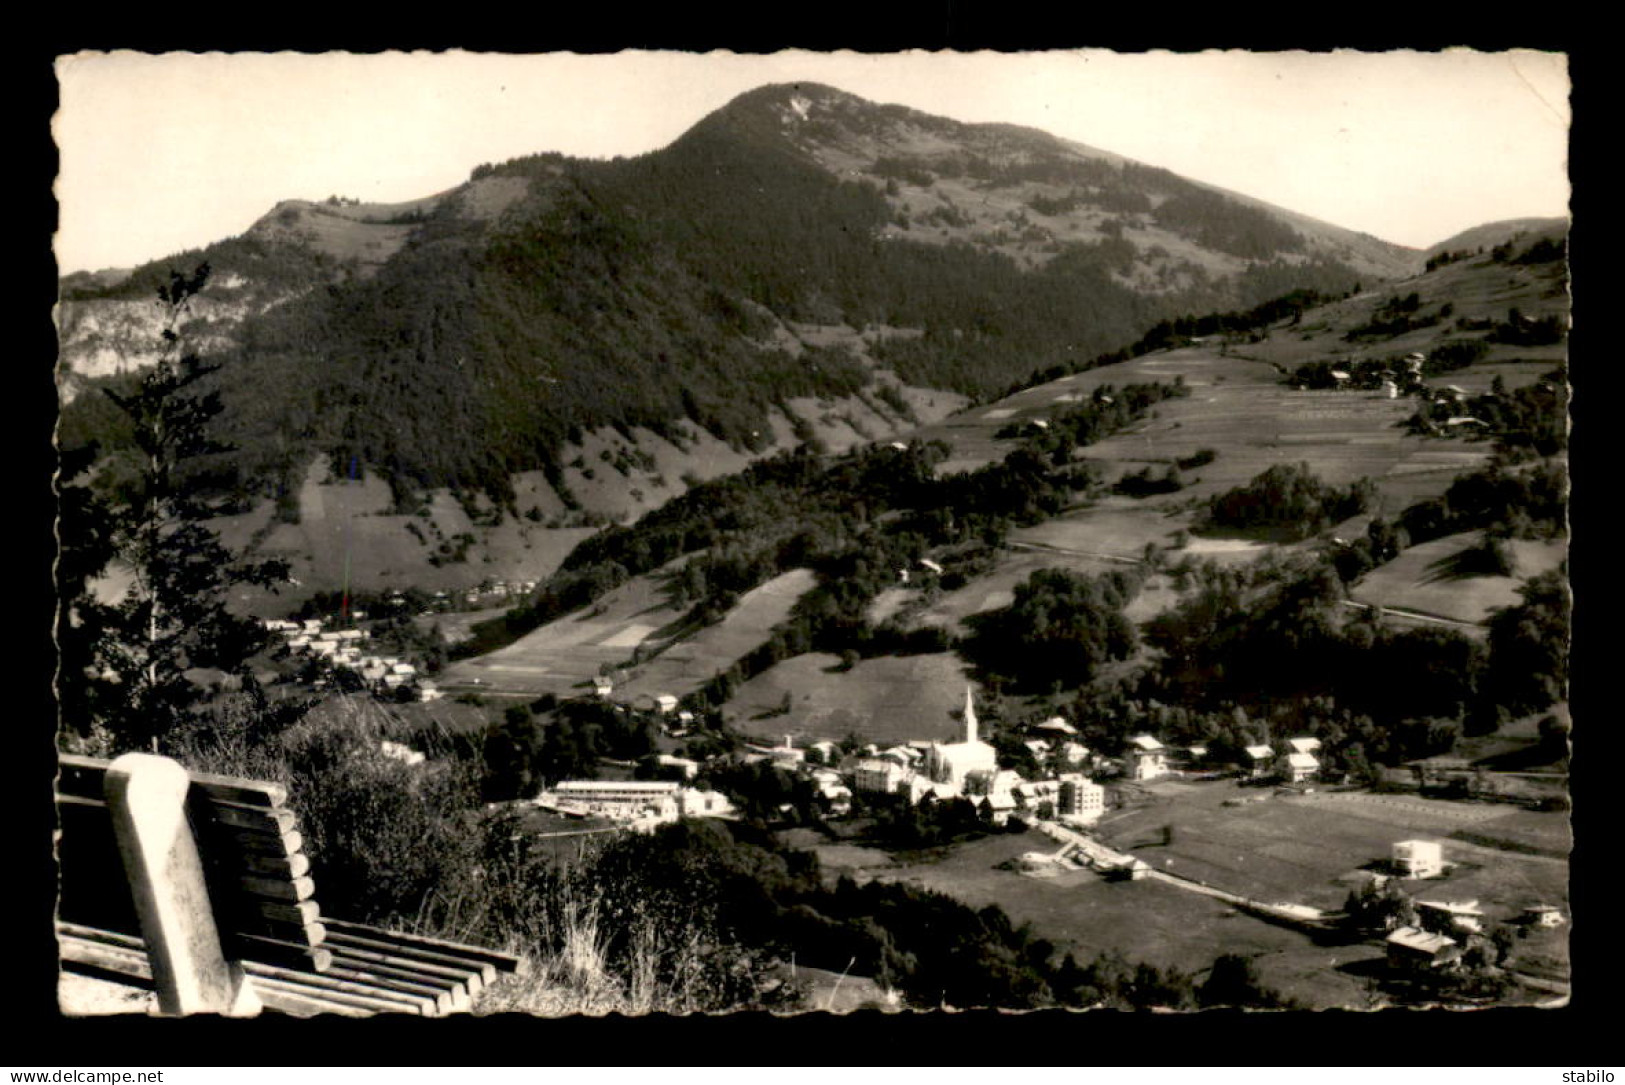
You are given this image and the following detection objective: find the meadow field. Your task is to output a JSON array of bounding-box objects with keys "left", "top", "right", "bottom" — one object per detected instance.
[
  {"left": 438, "top": 562, "right": 687, "bottom": 698},
  {"left": 1094, "top": 779, "right": 1569, "bottom": 918},
  {"left": 724, "top": 650, "right": 973, "bottom": 745},
  {"left": 852, "top": 827, "right": 1387, "bottom": 1008},
  {"left": 613, "top": 568, "right": 816, "bottom": 703},
  {"left": 1351, "top": 532, "right": 1567, "bottom": 625}
]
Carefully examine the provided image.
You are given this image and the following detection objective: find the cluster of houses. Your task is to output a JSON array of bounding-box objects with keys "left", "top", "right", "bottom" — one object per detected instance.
[
  {"left": 1308, "top": 351, "right": 1497, "bottom": 432},
  {"left": 1125, "top": 734, "right": 1325, "bottom": 786},
  {"left": 745, "top": 689, "right": 1109, "bottom": 829},
  {"left": 1374, "top": 839, "right": 1565, "bottom": 974},
  {"left": 454, "top": 578, "right": 538, "bottom": 610},
  {"left": 263, "top": 617, "right": 442, "bottom": 702}
]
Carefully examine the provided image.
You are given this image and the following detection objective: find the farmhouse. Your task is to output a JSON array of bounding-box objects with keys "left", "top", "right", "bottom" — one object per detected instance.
[
  {"left": 1280, "top": 751, "right": 1320, "bottom": 784},
  {"left": 1241, "top": 745, "right": 1275, "bottom": 778},
  {"left": 1418, "top": 900, "right": 1487, "bottom": 936},
  {"left": 1124, "top": 735, "right": 1168, "bottom": 781},
  {"left": 1057, "top": 741, "right": 1090, "bottom": 768},
  {"left": 1522, "top": 905, "right": 1565, "bottom": 929},
  {"left": 1393, "top": 839, "right": 1446, "bottom": 879},
  {"left": 1385, "top": 926, "right": 1461, "bottom": 972}
]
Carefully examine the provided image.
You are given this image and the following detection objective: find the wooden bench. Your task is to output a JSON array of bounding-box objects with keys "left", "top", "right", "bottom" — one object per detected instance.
[{"left": 56, "top": 752, "right": 524, "bottom": 1016}]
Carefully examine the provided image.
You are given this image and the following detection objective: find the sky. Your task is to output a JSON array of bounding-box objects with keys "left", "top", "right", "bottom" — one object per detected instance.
[{"left": 53, "top": 49, "right": 1571, "bottom": 275}]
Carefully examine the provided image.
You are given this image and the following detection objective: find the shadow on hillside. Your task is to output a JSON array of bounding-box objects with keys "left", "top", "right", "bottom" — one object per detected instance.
[
  {"left": 1334, "top": 957, "right": 1391, "bottom": 982},
  {"left": 1419, "top": 545, "right": 1515, "bottom": 585}
]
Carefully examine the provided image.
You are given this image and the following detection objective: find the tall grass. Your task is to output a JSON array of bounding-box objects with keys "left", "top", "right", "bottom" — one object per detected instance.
[{"left": 154, "top": 692, "right": 772, "bottom": 1014}]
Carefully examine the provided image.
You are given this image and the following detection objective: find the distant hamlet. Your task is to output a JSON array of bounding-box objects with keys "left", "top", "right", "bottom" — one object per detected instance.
[{"left": 55, "top": 83, "right": 1568, "bottom": 1015}]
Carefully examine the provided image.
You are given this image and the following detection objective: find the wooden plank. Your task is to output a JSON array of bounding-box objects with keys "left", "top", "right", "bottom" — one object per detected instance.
[
  {"left": 323, "top": 919, "right": 522, "bottom": 974},
  {"left": 322, "top": 950, "right": 475, "bottom": 998},
  {"left": 239, "top": 851, "right": 311, "bottom": 880},
  {"left": 55, "top": 755, "right": 110, "bottom": 802},
  {"left": 238, "top": 873, "right": 316, "bottom": 903},
  {"left": 241, "top": 962, "right": 435, "bottom": 1015},
  {"left": 187, "top": 772, "right": 288, "bottom": 810},
  {"left": 233, "top": 934, "right": 334, "bottom": 972},
  {"left": 325, "top": 947, "right": 478, "bottom": 1011},
  {"left": 233, "top": 898, "right": 321, "bottom": 927},
  {"left": 248, "top": 975, "right": 421, "bottom": 1017},
  {"left": 57, "top": 922, "right": 145, "bottom": 952},
  {"left": 320, "top": 927, "right": 498, "bottom": 987},
  {"left": 253, "top": 984, "right": 374, "bottom": 1018},
  {"left": 323, "top": 942, "right": 486, "bottom": 990},
  {"left": 321, "top": 965, "right": 455, "bottom": 1015},
  {"left": 219, "top": 827, "right": 304, "bottom": 858},
  {"left": 58, "top": 929, "right": 156, "bottom": 990},
  {"left": 58, "top": 754, "right": 289, "bottom": 809},
  {"left": 222, "top": 915, "right": 327, "bottom": 949},
  {"left": 200, "top": 801, "right": 297, "bottom": 835}
]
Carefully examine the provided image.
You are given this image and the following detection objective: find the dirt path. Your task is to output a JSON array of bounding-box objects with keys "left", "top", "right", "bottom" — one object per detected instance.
[{"left": 1341, "top": 599, "right": 1484, "bottom": 631}]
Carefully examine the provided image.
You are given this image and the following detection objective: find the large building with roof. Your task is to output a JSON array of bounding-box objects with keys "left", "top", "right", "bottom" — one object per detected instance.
[{"left": 926, "top": 687, "right": 998, "bottom": 787}]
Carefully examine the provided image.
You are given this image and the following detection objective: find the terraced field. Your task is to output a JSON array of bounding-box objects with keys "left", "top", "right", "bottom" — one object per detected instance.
[
  {"left": 439, "top": 563, "right": 687, "bottom": 698},
  {"left": 613, "top": 569, "right": 817, "bottom": 704}
]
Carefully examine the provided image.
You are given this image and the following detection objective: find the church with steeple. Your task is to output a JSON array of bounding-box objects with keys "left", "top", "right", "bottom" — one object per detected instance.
[{"left": 926, "top": 685, "right": 999, "bottom": 787}]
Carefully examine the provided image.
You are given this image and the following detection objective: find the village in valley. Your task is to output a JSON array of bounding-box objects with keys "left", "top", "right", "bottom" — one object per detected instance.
[{"left": 53, "top": 56, "right": 1571, "bottom": 1018}]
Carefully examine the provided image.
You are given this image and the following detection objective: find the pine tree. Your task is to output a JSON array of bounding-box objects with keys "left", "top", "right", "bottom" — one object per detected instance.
[{"left": 58, "top": 264, "right": 289, "bottom": 752}]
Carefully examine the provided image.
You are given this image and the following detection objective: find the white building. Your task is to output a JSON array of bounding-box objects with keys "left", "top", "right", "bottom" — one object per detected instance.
[
  {"left": 656, "top": 754, "right": 700, "bottom": 780},
  {"left": 1393, "top": 839, "right": 1445, "bottom": 879},
  {"left": 677, "top": 788, "right": 735, "bottom": 819},
  {"left": 379, "top": 740, "right": 426, "bottom": 767},
  {"left": 1125, "top": 735, "right": 1168, "bottom": 781},
  {"left": 927, "top": 688, "right": 999, "bottom": 787},
  {"left": 547, "top": 780, "right": 681, "bottom": 821},
  {"left": 1241, "top": 745, "right": 1275, "bottom": 778},
  {"left": 850, "top": 757, "right": 911, "bottom": 795},
  {"left": 1418, "top": 900, "right": 1486, "bottom": 935},
  {"left": 1281, "top": 751, "right": 1320, "bottom": 783},
  {"left": 770, "top": 735, "right": 806, "bottom": 769},
  {"left": 540, "top": 780, "right": 738, "bottom": 826},
  {"left": 1058, "top": 774, "right": 1106, "bottom": 825}
]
